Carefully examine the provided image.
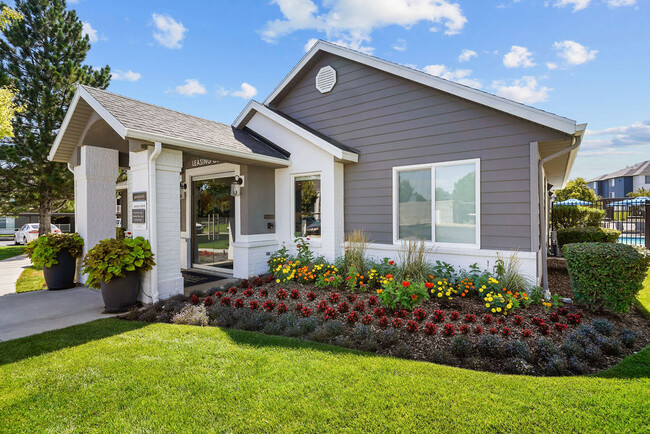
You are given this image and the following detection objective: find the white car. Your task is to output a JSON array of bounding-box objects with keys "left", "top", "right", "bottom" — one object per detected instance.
[{"left": 14, "top": 224, "right": 62, "bottom": 245}]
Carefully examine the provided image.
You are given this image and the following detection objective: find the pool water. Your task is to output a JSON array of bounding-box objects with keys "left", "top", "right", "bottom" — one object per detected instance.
[{"left": 617, "top": 235, "right": 646, "bottom": 246}]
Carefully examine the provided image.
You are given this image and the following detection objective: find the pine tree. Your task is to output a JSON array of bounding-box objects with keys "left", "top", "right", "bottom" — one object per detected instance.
[{"left": 0, "top": 0, "right": 110, "bottom": 235}]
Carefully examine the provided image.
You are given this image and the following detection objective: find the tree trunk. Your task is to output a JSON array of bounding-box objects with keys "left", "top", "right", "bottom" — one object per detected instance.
[{"left": 39, "top": 186, "right": 52, "bottom": 236}]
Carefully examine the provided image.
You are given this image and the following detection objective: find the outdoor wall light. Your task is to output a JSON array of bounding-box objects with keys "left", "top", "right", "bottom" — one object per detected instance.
[{"left": 230, "top": 175, "right": 245, "bottom": 197}]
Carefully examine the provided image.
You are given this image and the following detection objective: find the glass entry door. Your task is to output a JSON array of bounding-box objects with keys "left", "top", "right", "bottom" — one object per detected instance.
[{"left": 192, "top": 176, "right": 235, "bottom": 272}]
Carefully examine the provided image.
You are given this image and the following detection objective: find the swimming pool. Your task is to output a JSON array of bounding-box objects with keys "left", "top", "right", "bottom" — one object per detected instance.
[{"left": 617, "top": 235, "right": 646, "bottom": 246}]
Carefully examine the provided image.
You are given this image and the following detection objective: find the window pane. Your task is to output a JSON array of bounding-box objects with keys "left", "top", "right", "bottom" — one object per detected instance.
[
  {"left": 398, "top": 169, "right": 432, "bottom": 240},
  {"left": 435, "top": 164, "right": 476, "bottom": 244},
  {"left": 295, "top": 175, "right": 321, "bottom": 237}
]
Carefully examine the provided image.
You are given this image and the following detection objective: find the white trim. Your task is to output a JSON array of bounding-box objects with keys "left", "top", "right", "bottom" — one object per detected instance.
[
  {"left": 364, "top": 241, "right": 535, "bottom": 260},
  {"left": 392, "top": 158, "right": 481, "bottom": 249},
  {"left": 290, "top": 171, "right": 323, "bottom": 244},
  {"left": 264, "top": 40, "right": 580, "bottom": 135},
  {"left": 529, "top": 141, "right": 540, "bottom": 254},
  {"left": 232, "top": 101, "right": 358, "bottom": 163}
]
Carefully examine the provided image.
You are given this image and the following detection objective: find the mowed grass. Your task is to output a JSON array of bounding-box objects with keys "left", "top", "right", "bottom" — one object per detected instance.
[
  {"left": 0, "top": 245, "right": 25, "bottom": 261},
  {"left": 635, "top": 271, "right": 650, "bottom": 316},
  {"left": 0, "top": 319, "right": 648, "bottom": 433},
  {"left": 15, "top": 266, "right": 46, "bottom": 293}
]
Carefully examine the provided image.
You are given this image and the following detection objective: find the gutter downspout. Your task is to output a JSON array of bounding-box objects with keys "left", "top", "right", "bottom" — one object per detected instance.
[
  {"left": 148, "top": 142, "right": 162, "bottom": 303},
  {"left": 538, "top": 131, "right": 584, "bottom": 298}
]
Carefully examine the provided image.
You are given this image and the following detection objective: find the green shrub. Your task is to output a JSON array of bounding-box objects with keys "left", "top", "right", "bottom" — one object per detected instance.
[
  {"left": 552, "top": 205, "right": 604, "bottom": 229},
  {"left": 25, "top": 233, "right": 84, "bottom": 268},
  {"left": 556, "top": 227, "right": 620, "bottom": 248},
  {"left": 81, "top": 237, "right": 155, "bottom": 289},
  {"left": 562, "top": 243, "right": 650, "bottom": 313}
]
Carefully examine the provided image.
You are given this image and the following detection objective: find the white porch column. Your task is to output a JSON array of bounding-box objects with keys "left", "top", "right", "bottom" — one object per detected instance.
[
  {"left": 129, "top": 147, "right": 184, "bottom": 303},
  {"left": 74, "top": 146, "right": 119, "bottom": 284}
]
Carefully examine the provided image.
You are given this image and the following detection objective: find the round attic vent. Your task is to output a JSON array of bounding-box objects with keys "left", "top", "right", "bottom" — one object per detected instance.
[{"left": 315, "top": 65, "right": 337, "bottom": 93}]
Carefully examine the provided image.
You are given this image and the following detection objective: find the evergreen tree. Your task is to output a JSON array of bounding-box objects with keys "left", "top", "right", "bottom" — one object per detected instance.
[{"left": 0, "top": 0, "right": 110, "bottom": 235}]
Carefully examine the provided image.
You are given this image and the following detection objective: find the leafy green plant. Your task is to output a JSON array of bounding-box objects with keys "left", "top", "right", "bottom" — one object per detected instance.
[
  {"left": 562, "top": 243, "right": 650, "bottom": 313},
  {"left": 377, "top": 278, "right": 429, "bottom": 310},
  {"left": 294, "top": 237, "right": 314, "bottom": 265},
  {"left": 82, "top": 237, "right": 156, "bottom": 289},
  {"left": 25, "top": 233, "right": 84, "bottom": 268},
  {"left": 551, "top": 205, "right": 604, "bottom": 229},
  {"left": 556, "top": 227, "right": 620, "bottom": 248}
]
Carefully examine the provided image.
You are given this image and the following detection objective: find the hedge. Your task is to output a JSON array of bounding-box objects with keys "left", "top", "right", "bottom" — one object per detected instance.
[
  {"left": 556, "top": 227, "right": 620, "bottom": 248},
  {"left": 551, "top": 205, "right": 604, "bottom": 229},
  {"left": 562, "top": 243, "right": 650, "bottom": 313}
]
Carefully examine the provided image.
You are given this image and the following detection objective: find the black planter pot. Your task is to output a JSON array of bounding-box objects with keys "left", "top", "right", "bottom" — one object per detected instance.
[
  {"left": 42, "top": 249, "right": 77, "bottom": 290},
  {"left": 100, "top": 271, "right": 140, "bottom": 313}
]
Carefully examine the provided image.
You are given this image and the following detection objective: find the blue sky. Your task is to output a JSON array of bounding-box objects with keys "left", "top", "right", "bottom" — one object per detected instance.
[{"left": 61, "top": 0, "right": 649, "bottom": 180}]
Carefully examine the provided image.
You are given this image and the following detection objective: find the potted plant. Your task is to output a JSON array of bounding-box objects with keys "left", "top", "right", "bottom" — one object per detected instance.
[
  {"left": 82, "top": 237, "right": 155, "bottom": 313},
  {"left": 25, "top": 233, "right": 84, "bottom": 290}
]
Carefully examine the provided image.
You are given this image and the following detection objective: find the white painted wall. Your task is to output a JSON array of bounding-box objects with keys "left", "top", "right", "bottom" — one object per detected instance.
[{"left": 633, "top": 175, "right": 650, "bottom": 192}]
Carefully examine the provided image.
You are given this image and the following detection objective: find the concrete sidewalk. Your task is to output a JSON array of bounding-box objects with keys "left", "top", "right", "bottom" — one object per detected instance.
[
  {"left": 0, "top": 254, "right": 31, "bottom": 297},
  {"left": 0, "top": 286, "right": 112, "bottom": 342}
]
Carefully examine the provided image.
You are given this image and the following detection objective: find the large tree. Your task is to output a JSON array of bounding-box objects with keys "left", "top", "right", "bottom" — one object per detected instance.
[
  {"left": 0, "top": 0, "right": 110, "bottom": 235},
  {"left": 554, "top": 177, "right": 598, "bottom": 203},
  {"left": 0, "top": 6, "right": 23, "bottom": 139}
]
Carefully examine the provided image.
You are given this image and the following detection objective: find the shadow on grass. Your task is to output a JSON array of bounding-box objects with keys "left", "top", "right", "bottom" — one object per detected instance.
[{"left": 0, "top": 318, "right": 149, "bottom": 366}]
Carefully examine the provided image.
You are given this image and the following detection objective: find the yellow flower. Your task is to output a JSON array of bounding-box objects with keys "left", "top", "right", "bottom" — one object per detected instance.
[
  {"left": 276, "top": 279, "right": 280, "bottom": 283},
  {"left": 485, "top": 303, "right": 490, "bottom": 307},
  {"left": 491, "top": 308, "right": 496, "bottom": 313},
  {"left": 437, "top": 293, "right": 443, "bottom": 298}
]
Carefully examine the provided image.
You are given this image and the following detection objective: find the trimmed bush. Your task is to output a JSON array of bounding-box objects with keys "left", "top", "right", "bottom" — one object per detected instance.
[
  {"left": 556, "top": 227, "right": 619, "bottom": 248},
  {"left": 552, "top": 205, "right": 604, "bottom": 229},
  {"left": 562, "top": 243, "right": 650, "bottom": 313}
]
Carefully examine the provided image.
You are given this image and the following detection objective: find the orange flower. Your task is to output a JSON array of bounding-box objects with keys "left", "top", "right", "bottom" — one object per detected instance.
[
  {"left": 411, "top": 294, "right": 417, "bottom": 300},
  {"left": 425, "top": 282, "right": 434, "bottom": 289},
  {"left": 377, "top": 289, "right": 383, "bottom": 294},
  {"left": 402, "top": 281, "right": 411, "bottom": 288},
  {"left": 388, "top": 260, "right": 395, "bottom": 265},
  {"left": 386, "top": 274, "right": 393, "bottom": 279}
]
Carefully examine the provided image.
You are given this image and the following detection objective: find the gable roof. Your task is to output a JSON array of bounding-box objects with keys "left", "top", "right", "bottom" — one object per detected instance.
[
  {"left": 264, "top": 40, "right": 582, "bottom": 136},
  {"left": 49, "top": 85, "right": 289, "bottom": 165},
  {"left": 588, "top": 160, "right": 650, "bottom": 182}
]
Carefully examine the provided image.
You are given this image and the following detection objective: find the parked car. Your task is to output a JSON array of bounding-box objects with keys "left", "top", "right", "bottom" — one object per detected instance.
[{"left": 14, "top": 224, "right": 61, "bottom": 245}]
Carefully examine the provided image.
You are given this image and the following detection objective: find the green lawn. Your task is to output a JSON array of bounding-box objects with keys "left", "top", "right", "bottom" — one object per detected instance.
[
  {"left": 0, "top": 319, "right": 648, "bottom": 432},
  {"left": 15, "top": 266, "right": 46, "bottom": 293},
  {"left": 636, "top": 271, "right": 650, "bottom": 316},
  {"left": 0, "top": 245, "right": 25, "bottom": 261}
]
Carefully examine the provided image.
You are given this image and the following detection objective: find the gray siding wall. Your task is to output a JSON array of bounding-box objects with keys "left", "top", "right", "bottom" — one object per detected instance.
[
  {"left": 273, "top": 53, "right": 569, "bottom": 251},
  {"left": 240, "top": 164, "right": 275, "bottom": 235}
]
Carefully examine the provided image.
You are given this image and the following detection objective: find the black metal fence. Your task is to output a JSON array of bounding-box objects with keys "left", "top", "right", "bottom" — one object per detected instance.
[{"left": 551, "top": 198, "right": 649, "bottom": 249}]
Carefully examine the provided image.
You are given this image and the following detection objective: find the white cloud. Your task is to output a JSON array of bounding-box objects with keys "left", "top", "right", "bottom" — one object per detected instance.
[
  {"left": 422, "top": 64, "right": 482, "bottom": 88},
  {"left": 503, "top": 45, "right": 535, "bottom": 68},
  {"left": 111, "top": 70, "right": 141, "bottom": 82},
  {"left": 82, "top": 22, "right": 98, "bottom": 43},
  {"left": 261, "top": 0, "right": 467, "bottom": 52},
  {"left": 304, "top": 38, "right": 319, "bottom": 52},
  {"left": 552, "top": 0, "right": 592, "bottom": 12},
  {"left": 174, "top": 79, "right": 207, "bottom": 96},
  {"left": 152, "top": 13, "right": 187, "bottom": 49},
  {"left": 231, "top": 82, "right": 258, "bottom": 99},
  {"left": 546, "top": 62, "right": 558, "bottom": 70},
  {"left": 493, "top": 76, "right": 550, "bottom": 104},
  {"left": 554, "top": 40, "right": 597, "bottom": 65},
  {"left": 605, "top": 0, "right": 636, "bottom": 6},
  {"left": 584, "top": 120, "right": 650, "bottom": 148},
  {"left": 458, "top": 49, "right": 477, "bottom": 62},
  {"left": 392, "top": 38, "right": 407, "bottom": 52}
]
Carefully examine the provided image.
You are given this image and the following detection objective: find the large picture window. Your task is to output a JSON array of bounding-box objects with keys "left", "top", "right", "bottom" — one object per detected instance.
[
  {"left": 393, "top": 159, "right": 479, "bottom": 246},
  {"left": 294, "top": 174, "right": 321, "bottom": 237}
]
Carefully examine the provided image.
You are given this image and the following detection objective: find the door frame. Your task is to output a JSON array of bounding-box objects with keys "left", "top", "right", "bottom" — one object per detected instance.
[{"left": 184, "top": 163, "right": 240, "bottom": 275}]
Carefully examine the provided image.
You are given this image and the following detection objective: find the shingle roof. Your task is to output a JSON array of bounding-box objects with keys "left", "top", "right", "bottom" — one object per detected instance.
[
  {"left": 80, "top": 85, "right": 288, "bottom": 160},
  {"left": 588, "top": 160, "right": 650, "bottom": 182}
]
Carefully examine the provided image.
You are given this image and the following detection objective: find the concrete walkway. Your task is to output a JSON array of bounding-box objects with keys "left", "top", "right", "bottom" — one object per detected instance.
[
  {"left": 0, "top": 286, "right": 111, "bottom": 342},
  {"left": 0, "top": 254, "right": 31, "bottom": 297}
]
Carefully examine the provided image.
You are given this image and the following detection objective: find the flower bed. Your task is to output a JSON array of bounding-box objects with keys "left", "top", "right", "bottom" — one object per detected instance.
[{"left": 122, "top": 278, "right": 649, "bottom": 376}]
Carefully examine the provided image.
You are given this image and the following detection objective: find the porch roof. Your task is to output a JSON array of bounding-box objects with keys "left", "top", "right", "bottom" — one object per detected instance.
[{"left": 49, "top": 85, "right": 290, "bottom": 166}]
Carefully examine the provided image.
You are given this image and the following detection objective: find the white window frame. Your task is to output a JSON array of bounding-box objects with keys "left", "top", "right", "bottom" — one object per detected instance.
[
  {"left": 610, "top": 178, "right": 616, "bottom": 187},
  {"left": 291, "top": 171, "right": 323, "bottom": 244},
  {"left": 392, "top": 158, "right": 481, "bottom": 249},
  {"left": 610, "top": 192, "right": 615, "bottom": 198}
]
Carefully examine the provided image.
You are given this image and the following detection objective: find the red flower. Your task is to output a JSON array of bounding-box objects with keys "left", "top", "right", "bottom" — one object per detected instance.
[
  {"left": 277, "top": 303, "right": 288, "bottom": 314},
  {"left": 425, "top": 282, "right": 434, "bottom": 289},
  {"left": 483, "top": 314, "right": 493, "bottom": 324},
  {"left": 221, "top": 296, "right": 231, "bottom": 306},
  {"left": 451, "top": 311, "right": 460, "bottom": 321},
  {"left": 406, "top": 320, "right": 418, "bottom": 333},
  {"left": 513, "top": 315, "right": 523, "bottom": 325},
  {"left": 318, "top": 300, "right": 329, "bottom": 312},
  {"left": 354, "top": 301, "right": 366, "bottom": 312},
  {"left": 385, "top": 274, "right": 393, "bottom": 279},
  {"left": 443, "top": 324, "right": 455, "bottom": 336},
  {"left": 460, "top": 324, "right": 470, "bottom": 334},
  {"left": 489, "top": 327, "right": 498, "bottom": 335},
  {"left": 368, "top": 296, "right": 378, "bottom": 306},
  {"left": 266, "top": 275, "right": 274, "bottom": 283},
  {"left": 412, "top": 308, "right": 427, "bottom": 321},
  {"left": 549, "top": 312, "right": 560, "bottom": 323},
  {"left": 260, "top": 289, "right": 268, "bottom": 298},
  {"left": 540, "top": 324, "right": 551, "bottom": 335},
  {"left": 240, "top": 279, "right": 249, "bottom": 288},
  {"left": 474, "top": 326, "right": 483, "bottom": 335},
  {"left": 290, "top": 289, "right": 300, "bottom": 299},
  {"left": 402, "top": 281, "right": 411, "bottom": 288},
  {"left": 347, "top": 294, "right": 358, "bottom": 303},
  {"left": 203, "top": 296, "right": 213, "bottom": 307},
  {"left": 392, "top": 318, "right": 403, "bottom": 328},
  {"left": 214, "top": 291, "right": 223, "bottom": 299},
  {"left": 329, "top": 292, "right": 340, "bottom": 303},
  {"left": 301, "top": 307, "right": 312, "bottom": 318},
  {"left": 425, "top": 322, "right": 437, "bottom": 335},
  {"left": 347, "top": 312, "right": 359, "bottom": 323},
  {"left": 362, "top": 314, "right": 373, "bottom": 325},
  {"left": 558, "top": 307, "right": 568, "bottom": 316},
  {"left": 464, "top": 314, "right": 476, "bottom": 323},
  {"left": 394, "top": 309, "right": 407, "bottom": 318},
  {"left": 243, "top": 288, "right": 254, "bottom": 297},
  {"left": 411, "top": 294, "right": 417, "bottom": 300},
  {"left": 277, "top": 289, "right": 288, "bottom": 300},
  {"left": 522, "top": 329, "right": 532, "bottom": 338},
  {"left": 190, "top": 295, "right": 200, "bottom": 305},
  {"left": 374, "top": 308, "right": 385, "bottom": 318},
  {"left": 433, "top": 309, "right": 445, "bottom": 323},
  {"left": 497, "top": 317, "right": 505, "bottom": 325},
  {"left": 249, "top": 300, "right": 259, "bottom": 310},
  {"left": 234, "top": 298, "right": 244, "bottom": 308},
  {"left": 306, "top": 291, "right": 316, "bottom": 301},
  {"left": 262, "top": 300, "right": 275, "bottom": 311},
  {"left": 554, "top": 323, "right": 568, "bottom": 332},
  {"left": 228, "top": 287, "right": 237, "bottom": 295},
  {"left": 378, "top": 316, "right": 389, "bottom": 328},
  {"left": 388, "top": 260, "right": 395, "bottom": 266},
  {"left": 338, "top": 302, "right": 350, "bottom": 313},
  {"left": 502, "top": 327, "right": 511, "bottom": 337},
  {"left": 324, "top": 307, "right": 338, "bottom": 320},
  {"left": 567, "top": 313, "right": 581, "bottom": 325}
]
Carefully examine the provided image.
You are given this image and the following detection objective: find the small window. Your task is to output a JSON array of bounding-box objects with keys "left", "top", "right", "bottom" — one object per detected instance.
[
  {"left": 610, "top": 178, "right": 616, "bottom": 187},
  {"left": 294, "top": 175, "right": 321, "bottom": 238},
  {"left": 0, "top": 217, "right": 5, "bottom": 229},
  {"left": 645, "top": 175, "right": 650, "bottom": 184},
  {"left": 610, "top": 192, "right": 615, "bottom": 198}
]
